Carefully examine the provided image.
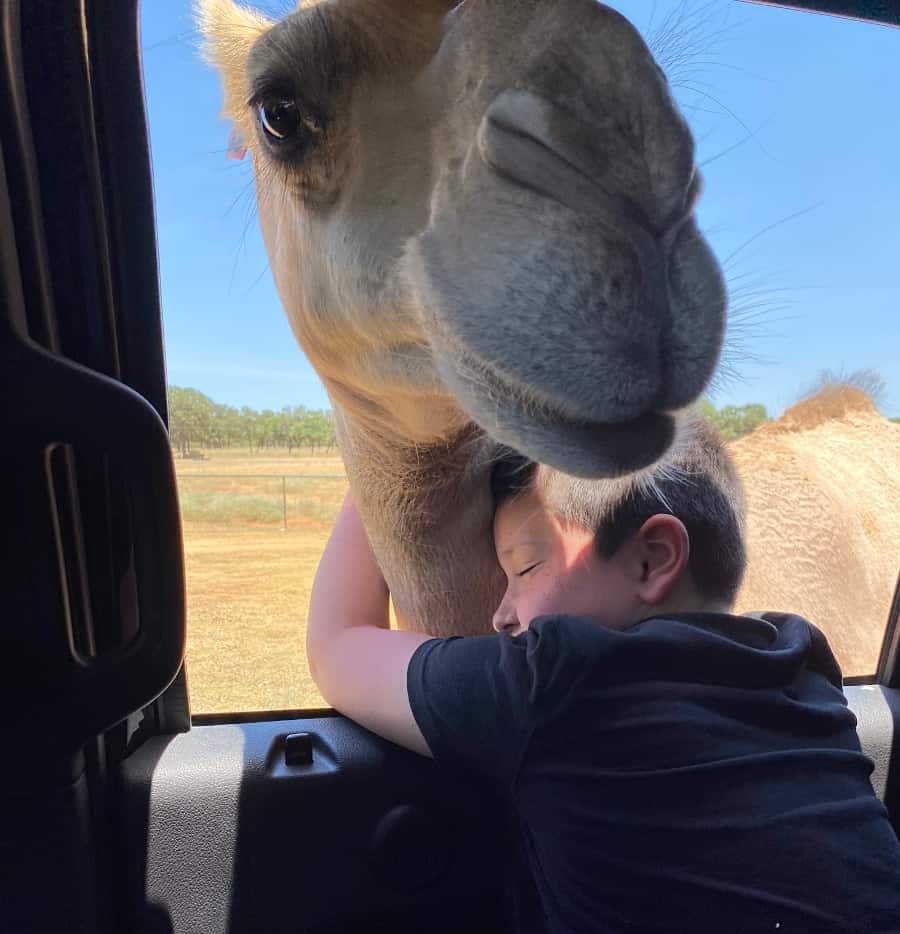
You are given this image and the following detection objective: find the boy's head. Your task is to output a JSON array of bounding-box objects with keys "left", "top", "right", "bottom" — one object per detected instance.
[{"left": 489, "top": 414, "right": 746, "bottom": 635}]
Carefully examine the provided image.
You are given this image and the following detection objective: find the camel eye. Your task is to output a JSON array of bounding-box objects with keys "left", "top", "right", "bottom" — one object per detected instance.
[{"left": 258, "top": 99, "right": 302, "bottom": 142}]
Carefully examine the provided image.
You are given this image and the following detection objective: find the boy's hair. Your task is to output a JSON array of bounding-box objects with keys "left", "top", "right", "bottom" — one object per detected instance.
[{"left": 490, "top": 414, "right": 747, "bottom": 604}]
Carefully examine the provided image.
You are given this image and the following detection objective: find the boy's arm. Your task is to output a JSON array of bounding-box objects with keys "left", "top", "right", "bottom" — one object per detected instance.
[{"left": 306, "top": 492, "right": 434, "bottom": 757}]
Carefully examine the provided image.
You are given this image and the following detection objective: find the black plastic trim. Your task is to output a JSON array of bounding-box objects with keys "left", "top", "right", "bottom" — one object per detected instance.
[
  {"left": 846, "top": 685, "right": 900, "bottom": 834},
  {"left": 844, "top": 674, "right": 877, "bottom": 686},
  {"left": 80, "top": 0, "right": 192, "bottom": 735},
  {"left": 876, "top": 574, "right": 900, "bottom": 689},
  {"left": 742, "top": 0, "right": 900, "bottom": 26},
  {"left": 1, "top": 0, "right": 186, "bottom": 764},
  {"left": 85, "top": 0, "right": 170, "bottom": 418},
  {"left": 192, "top": 706, "right": 338, "bottom": 726}
]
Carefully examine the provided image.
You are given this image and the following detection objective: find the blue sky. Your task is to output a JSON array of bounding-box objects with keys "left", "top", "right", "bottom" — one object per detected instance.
[{"left": 140, "top": 1, "right": 899, "bottom": 418}]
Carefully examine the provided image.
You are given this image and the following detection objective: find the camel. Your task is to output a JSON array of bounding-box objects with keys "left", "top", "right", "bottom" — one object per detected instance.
[
  {"left": 197, "top": 0, "right": 727, "bottom": 637},
  {"left": 731, "top": 387, "right": 900, "bottom": 678}
]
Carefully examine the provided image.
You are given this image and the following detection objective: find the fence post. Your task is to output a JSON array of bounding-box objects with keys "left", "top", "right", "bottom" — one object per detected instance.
[{"left": 282, "top": 475, "right": 287, "bottom": 531}]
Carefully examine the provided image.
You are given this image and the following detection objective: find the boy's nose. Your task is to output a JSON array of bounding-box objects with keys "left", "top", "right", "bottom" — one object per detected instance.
[{"left": 492, "top": 598, "right": 519, "bottom": 635}]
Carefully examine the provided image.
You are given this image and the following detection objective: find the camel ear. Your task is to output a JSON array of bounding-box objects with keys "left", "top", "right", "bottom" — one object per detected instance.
[{"left": 195, "top": 0, "right": 273, "bottom": 136}]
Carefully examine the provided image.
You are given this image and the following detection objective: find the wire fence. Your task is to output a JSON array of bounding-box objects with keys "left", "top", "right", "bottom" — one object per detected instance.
[{"left": 175, "top": 473, "right": 349, "bottom": 529}]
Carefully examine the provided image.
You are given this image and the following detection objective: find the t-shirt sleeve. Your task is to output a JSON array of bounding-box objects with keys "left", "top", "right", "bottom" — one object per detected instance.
[{"left": 406, "top": 617, "right": 590, "bottom": 784}]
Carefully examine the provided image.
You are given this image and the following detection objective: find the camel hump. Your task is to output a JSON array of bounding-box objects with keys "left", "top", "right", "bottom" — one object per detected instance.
[{"left": 760, "top": 385, "right": 880, "bottom": 437}]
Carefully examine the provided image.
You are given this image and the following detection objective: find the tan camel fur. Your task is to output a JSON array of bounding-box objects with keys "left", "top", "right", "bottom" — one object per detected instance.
[
  {"left": 197, "top": 0, "right": 727, "bottom": 636},
  {"left": 732, "top": 388, "right": 900, "bottom": 677}
]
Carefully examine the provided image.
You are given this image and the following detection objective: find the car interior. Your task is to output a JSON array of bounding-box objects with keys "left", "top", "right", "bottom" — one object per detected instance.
[{"left": 1, "top": 1, "right": 898, "bottom": 932}]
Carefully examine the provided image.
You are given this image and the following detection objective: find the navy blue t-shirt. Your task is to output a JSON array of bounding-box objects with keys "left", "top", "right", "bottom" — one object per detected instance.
[{"left": 407, "top": 612, "right": 900, "bottom": 933}]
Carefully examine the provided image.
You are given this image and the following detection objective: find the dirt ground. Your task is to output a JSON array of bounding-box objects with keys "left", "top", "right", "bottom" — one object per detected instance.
[
  {"left": 179, "top": 404, "right": 900, "bottom": 715},
  {"left": 182, "top": 524, "right": 334, "bottom": 713},
  {"left": 177, "top": 450, "right": 345, "bottom": 713}
]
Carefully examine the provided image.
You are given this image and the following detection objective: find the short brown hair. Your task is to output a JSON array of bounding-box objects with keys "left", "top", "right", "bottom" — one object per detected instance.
[{"left": 491, "top": 415, "right": 747, "bottom": 604}]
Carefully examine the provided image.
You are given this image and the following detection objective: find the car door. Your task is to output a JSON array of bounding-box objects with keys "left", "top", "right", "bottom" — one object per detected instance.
[{"left": 0, "top": 2, "right": 898, "bottom": 933}]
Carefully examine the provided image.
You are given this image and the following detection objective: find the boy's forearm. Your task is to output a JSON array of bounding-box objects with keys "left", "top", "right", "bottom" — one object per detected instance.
[
  {"left": 307, "top": 494, "right": 390, "bottom": 669},
  {"left": 304, "top": 494, "right": 434, "bottom": 755}
]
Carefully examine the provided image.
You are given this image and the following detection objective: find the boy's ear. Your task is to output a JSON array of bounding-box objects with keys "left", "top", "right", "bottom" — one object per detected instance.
[
  {"left": 634, "top": 514, "right": 690, "bottom": 605},
  {"left": 195, "top": 0, "right": 274, "bottom": 142}
]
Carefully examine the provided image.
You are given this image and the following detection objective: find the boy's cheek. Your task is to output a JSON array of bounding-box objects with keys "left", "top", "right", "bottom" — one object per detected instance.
[{"left": 529, "top": 573, "right": 564, "bottom": 617}]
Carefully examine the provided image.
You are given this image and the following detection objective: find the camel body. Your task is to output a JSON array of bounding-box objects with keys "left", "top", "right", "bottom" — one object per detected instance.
[{"left": 732, "top": 388, "right": 900, "bottom": 675}]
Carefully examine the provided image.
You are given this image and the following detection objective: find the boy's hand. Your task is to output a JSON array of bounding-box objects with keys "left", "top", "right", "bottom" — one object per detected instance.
[{"left": 306, "top": 493, "right": 434, "bottom": 756}]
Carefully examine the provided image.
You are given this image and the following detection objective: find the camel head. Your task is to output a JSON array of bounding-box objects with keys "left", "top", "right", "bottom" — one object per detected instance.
[{"left": 198, "top": 0, "right": 726, "bottom": 477}]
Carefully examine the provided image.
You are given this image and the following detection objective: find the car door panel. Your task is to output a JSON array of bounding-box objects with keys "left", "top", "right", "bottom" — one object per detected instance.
[
  {"left": 119, "top": 686, "right": 897, "bottom": 934},
  {"left": 120, "top": 717, "right": 517, "bottom": 933}
]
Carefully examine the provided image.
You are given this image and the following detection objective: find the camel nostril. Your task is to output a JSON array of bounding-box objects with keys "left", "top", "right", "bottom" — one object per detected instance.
[
  {"left": 477, "top": 89, "right": 615, "bottom": 220},
  {"left": 480, "top": 89, "right": 556, "bottom": 162}
]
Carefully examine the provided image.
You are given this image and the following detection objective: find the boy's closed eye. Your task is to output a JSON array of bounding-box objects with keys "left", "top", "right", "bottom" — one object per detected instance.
[{"left": 518, "top": 562, "right": 541, "bottom": 577}]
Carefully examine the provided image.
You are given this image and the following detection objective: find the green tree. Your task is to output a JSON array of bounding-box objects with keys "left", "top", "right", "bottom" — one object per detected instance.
[
  {"left": 167, "top": 387, "right": 214, "bottom": 457},
  {"left": 221, "top": 405, "right": 244, "bottom": 447},
  {"left": 207, "top": 402, "right": 239, "bottom": 449},
  {"left": 695, "top": 399, "right": 769, "bottom": 441},
  {"left": 282, "top": 405, "right": 309, "bottom": 454},
  {"left": 304, "top": 409, "right": 336, "bottom": 453},
  {"left": 239, "top": 406, "right": 258, "bottom": 451},
  {"left": 713, "top": 403, "right": 769, "bottom": 441},
  {"left": 256, "top": 409, "right": 279, "bottom": 450},
  {"left": 166, "top": 386, "right": 341, "bottom": 455},
  {"left": 695, "top": 398, "right": 717, "bottom": 424}
]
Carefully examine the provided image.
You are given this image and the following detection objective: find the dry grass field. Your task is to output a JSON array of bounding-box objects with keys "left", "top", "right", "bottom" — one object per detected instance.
[
  {"left": 178, "top": 406, "right": 900, "bottom": 716},
  {"left": 176, "top": 449, "right": 347, "bottom": 714}
]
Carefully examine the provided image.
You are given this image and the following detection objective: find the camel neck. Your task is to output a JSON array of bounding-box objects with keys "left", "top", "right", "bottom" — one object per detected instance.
[{"left": 335, "top": 418, "right": 505, "bottom": 637}]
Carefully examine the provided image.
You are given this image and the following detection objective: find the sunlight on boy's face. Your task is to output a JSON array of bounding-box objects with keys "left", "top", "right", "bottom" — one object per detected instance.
[{"left": 492, "top": 489, "right": 637, "bottom": 637}]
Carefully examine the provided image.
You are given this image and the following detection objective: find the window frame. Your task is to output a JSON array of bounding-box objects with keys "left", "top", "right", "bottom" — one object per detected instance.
[
  {"left": 743, "top": 0, "right": 900, "bottom": 27},
  {"left": 140, "top": 0, "right": 900, "bottom": 728},
  {"left": 0, "top": 0, "right": 189, "bottom": 761},
  {"left": 874, "top": 575, "right": 900, "bottom": 689}
]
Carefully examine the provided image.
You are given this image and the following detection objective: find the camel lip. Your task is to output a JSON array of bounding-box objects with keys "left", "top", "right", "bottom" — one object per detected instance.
[
  {"left": 433, "top": 345, "right": 679, "bottom": 478},
  {"left": 492, "top": 402, "right": 677, "bottom": 480}
]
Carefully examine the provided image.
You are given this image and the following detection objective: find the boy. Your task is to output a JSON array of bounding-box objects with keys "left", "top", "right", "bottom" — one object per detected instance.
[{"left": 307, "top": 418, "right": 900, "bottom": 933}]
